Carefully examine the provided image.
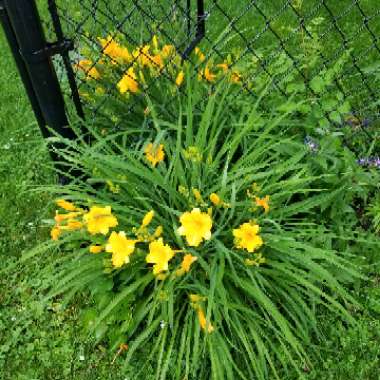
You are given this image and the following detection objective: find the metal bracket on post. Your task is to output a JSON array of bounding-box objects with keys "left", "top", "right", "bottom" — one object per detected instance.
[
  {"left": 47, "top": 0, "right": 85, "bottom": 120},
  {"left": 20, "top": 38, "right": 74, "bottom": 64}
]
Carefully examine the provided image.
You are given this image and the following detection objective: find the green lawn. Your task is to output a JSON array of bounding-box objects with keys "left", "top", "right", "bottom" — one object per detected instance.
[{"left": 1, "top": 2, "right": 380, "bottom": 379}]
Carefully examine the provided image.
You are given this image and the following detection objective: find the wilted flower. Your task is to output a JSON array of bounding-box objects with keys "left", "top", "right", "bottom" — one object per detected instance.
[
  {"left": 230, "top": 70, "right": 242, "bottom": 83},
  {"left": 65, "top": 220, "right": 83, "bottom": 230},
  {"left": 245, "top": 252, "right": 266, "bottom": 267},
  {"left": 362, "top": 118, "right": 371, "bottom": 128},
  {"left": 192, "top": 188, "right": 203, "bottom": 203},
  {"left": 183, "top": 146, "right": 202, "bottom": 162},
  {"left": 197, "top": 308, "right": 214, "bottom": 333},
  {"left": 217, "top": 62, "right": 229, "bottom": 73},
  {"left": 255, "top": 195, "right": 270, "bottom": 213},
  {"left": 176, "top": 254, "right": 198, "bottom": 276}
]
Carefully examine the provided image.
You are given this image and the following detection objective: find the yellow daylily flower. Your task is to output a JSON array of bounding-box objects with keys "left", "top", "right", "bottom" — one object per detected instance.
[
  {"left": 217, "top": 62, "right": 229, "bottom": 73},
  {"left": 177, "top": 208, "right": 212, "bottom": 247},
  {"left": 56, "top": 199, "right": 77, "bottom": 211},
  {"left": 106, "top": 231, "right": 137, "bottom": 268},
  {"left": 117, "top": 67, "right": 139, "bottom": 94},
  {"left": 98, "top": 36, "right": 131, "bottom": 62},
  {"left": 83, "top": 206, "right": 118, "bottom": 235},
  {"left": 50, "top": 226, "right": 61, "bottom": 241},
  {"left": 203, "top": 66, "right": 216, "bottom": 82},
  {"left": 146, "top": 238, "right": 175, "bottom": 275},
  {"left": 233, "top": 222, "right": 263, "bottom": 253},
  {"left": 151, "top": 54, "right": 164, "bottom": 70},
  {"left": 134, "top": 45, "right": 151, "bottom": 67},
  {"left": 145, "top": 142, "right": 165, "bottom": 167},
  {"left": 76, "top": 59, "right": 100, "bottom": 79},
  {"left": 161, "top": 44, "right": 175, "bottom": 58}
]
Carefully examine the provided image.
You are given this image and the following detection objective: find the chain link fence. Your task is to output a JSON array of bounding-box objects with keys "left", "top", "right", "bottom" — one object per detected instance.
[{"left": 7, "top": 0, "right": 380, "bottom": 153}]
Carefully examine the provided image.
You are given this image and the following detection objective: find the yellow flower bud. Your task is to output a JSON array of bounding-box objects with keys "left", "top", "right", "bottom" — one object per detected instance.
[
  {"left": 142, "top": 210, "right": 155, "bottom": 227},
  {"left": 210, "top": 193, "right": 221, "bottom": 206},
  {"left": 89, "top": 245, "right": 104, "bottom": 254}
]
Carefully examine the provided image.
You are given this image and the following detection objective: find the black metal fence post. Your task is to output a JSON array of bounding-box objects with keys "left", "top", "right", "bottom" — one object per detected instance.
[
  {"left": 3, "top": 0, "right": 77, "bottom": 141},
  {"left": 0, "top": 0, "right": 46, "bottom": 130}
]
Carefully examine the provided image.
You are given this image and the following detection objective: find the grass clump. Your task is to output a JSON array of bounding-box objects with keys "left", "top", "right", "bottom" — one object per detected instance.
[{"left": 27, "top": 80, "right": 377, "bottom": 379}]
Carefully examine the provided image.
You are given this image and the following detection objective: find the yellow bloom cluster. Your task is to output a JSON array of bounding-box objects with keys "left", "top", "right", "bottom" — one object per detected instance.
[
  {"left": 51, "top": 202, "right": 202, "bottom": 276},
  {"left": 76, "top": 34, "right": 244, "bottom": 102},
  {"left": 51, "top": 199, "right": 84, "bottom": 240},
  {"left": 98, "top": 36, "right": 132, "bottom": 63},
  {"left": 52, "top": 182, "right": 268, "bottom": 283},
  {"left": 52, "top": 183, "right": 270, "bottom": 336}
]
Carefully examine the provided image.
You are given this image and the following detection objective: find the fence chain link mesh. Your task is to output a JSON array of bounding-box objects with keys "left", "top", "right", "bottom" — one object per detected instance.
[{"left": 39, "top": 0, "right": 379, "bottom": 151}]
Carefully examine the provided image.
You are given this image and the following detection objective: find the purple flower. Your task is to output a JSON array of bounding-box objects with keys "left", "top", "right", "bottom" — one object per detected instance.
[
  {"left": 357, "top": 156, "right": 380, "bottom": 169},
  {"left": 344, "top": 114, "right": 371, "bottom": 128},
  {"left": 304, "top": 136, "right": 319, "bottom": 153},
  {"left": 362, "top": 118, "right": 371, "bottom": 128}
]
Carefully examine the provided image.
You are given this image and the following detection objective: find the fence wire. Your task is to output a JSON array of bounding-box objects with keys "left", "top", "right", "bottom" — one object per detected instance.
[{"left": 41, "top": 0, "right": 380, "bottom": 146}]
